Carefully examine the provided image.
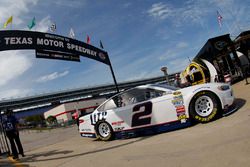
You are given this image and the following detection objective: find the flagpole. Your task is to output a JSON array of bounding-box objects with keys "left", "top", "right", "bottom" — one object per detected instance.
[
  {"left": 107, "top": 53, "right": 119, "bottom": 93},
  {"left": 217, "top": 8, "right": 242, "bottom": 35}
]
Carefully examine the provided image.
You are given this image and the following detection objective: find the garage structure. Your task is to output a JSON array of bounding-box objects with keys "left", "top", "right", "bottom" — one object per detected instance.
[
  {"left": 181, "top": 32, "right": 250, "bottom": 85},
  {"left": 234, "top": 30, "right": 250, "bottom": 72}
]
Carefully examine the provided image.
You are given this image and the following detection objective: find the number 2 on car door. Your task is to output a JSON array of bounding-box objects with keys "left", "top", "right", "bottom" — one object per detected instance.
[{"left": 131, "top": 101, "right": 152, "bottom": 127}]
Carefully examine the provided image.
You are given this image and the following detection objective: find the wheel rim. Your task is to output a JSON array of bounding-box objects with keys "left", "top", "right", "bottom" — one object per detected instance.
[
  {"left": 194, "top": 95, "right": 214, "bottom": 117},
  {"left": 98, "top": 122, "right": 110, "bottom": 138}
]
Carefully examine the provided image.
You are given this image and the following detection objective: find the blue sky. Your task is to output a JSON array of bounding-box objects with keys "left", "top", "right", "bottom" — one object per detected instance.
[{"left": 0, "top": 0, "right": 249, "bottom": 99}]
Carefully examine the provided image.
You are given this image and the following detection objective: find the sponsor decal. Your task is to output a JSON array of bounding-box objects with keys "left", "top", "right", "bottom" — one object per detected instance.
[
  {"left": 172, "top": 99, "right": 184, "bottom": 107},
  {"left": 81, "top": 128, "right": 92, "bottom": 132},
  {"left": 114, "top": 127, "right": 125, "bottom": 131},
  {"left": 81, "top": 133, "right": 94, "bottom": 137},
  {"left": 98, "top": 52, "right": 106, "bottom": 60},
  {"left": 176, "top": 106, "right": 185, "bottom": 113},
  {"left": 195, "top": 108, "right": 217, "bottom": 122},
  {"left": 112, "top": 120, "right": 125, "bottom": 126},
  {"left": 90, "top": 111, "right": 107, "bottom": 125},
  {"left": 178, "top": 114, "right": 187, "bottom": 120},
  {"left": 172, "top": 92, "right": 187, "bottom": 123}
]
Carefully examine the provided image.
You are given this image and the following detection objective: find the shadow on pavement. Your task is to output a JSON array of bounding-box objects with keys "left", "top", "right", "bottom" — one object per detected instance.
[
  {"left": 223, "top": 98, "right": 246, "bottom": 117},
  {"left": 234, "top": 98, "right": 246, "bottom": 110},
  {"left": 19, "top": 136, "right": 150, "bottom": 163}
]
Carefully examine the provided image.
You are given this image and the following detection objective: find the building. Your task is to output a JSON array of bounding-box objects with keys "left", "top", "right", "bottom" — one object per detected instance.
[
  {"left": 44, "top": 98, "right": 106, "bottom": 123},
  {"left": 181, "top": 33, "right": 247, "bottom": 85},
  {"left": 234, "top": 30, "right": 250, "bottom": 73}
]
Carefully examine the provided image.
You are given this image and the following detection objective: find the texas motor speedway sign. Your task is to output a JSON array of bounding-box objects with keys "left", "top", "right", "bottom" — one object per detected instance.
[{"left": 0, "top": 30, "right": 110, "bottom": 65}]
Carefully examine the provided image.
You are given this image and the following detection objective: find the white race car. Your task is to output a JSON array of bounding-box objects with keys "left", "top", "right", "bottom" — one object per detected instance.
[{"left": 79, "top": 83, "right": 235, "bottom": 141}]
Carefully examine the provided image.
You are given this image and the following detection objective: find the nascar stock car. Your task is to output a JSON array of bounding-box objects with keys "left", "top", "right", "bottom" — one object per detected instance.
[{"left": 78, "top": 82, "right": 235, "bottom": 141}]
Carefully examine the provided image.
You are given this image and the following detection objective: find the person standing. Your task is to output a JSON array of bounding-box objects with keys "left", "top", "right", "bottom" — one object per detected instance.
[
  {"left": 174, "top": 73, "right": 181, "bottom": 87},
  {"left": 2, "top": 109, "right": 24, "bottom": 159}
]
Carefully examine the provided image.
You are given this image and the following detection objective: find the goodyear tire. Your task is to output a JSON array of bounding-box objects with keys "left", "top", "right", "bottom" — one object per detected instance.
[
  {"left": 189, "top": 91, "right": 220, "bottom": 123},
  {"left": 95, "top": 121, "right": 114, "bottom": 141}
]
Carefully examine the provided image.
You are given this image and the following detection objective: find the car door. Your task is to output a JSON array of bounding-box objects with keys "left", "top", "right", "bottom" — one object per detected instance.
[{"left": 150, "top": 93, "right": 179, "bottom": 125}]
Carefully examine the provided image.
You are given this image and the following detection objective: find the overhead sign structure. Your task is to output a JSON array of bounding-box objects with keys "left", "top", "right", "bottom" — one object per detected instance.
[
  {"left": 0, "top": 30, "right": 119, "bottom": 92},
  {"left": 0, "top": 30, "right": 110, "bottom": 64}
]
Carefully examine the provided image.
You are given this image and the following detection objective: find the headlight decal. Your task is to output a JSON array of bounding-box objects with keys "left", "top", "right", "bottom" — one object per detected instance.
[{"left": 218, "top": 85, "right": 230, "bottom": 91}]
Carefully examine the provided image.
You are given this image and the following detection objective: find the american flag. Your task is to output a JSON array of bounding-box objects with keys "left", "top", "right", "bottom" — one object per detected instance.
[{"left": 217, "top": 11, "right": 223, "bottom": 28}]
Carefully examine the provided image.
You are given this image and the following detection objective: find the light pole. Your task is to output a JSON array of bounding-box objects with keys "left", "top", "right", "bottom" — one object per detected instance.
[{"left": 161, "top": 66, "right": 169, "bottom": 84}]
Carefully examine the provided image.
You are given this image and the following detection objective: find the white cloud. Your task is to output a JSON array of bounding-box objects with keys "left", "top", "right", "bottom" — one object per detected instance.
[
  {"left": 0, "top": 0, "right": 38, "bottom": 26},
  {"left": 0, "top": 51, "right": 32, "bottom": 86},
  {"left": 34, "top": 16, "right": 52, "bottom": 32},
  {"left": 36, "top": 70, "right": 69, "bottom": 83},
  {"left": 147, "top": 1, "right": 211, "bottom": 27},
  {"left": 168, "top": 58, "right": 190, "bottom": 73},
  {"left": 0, "top": 88, "right": 32, "bottom": 99},
  {"left": 177, "top": 42, "right": 188, "bottom": 49},
  {"left": 147, "top": 2, "right": 173, "bottom": 20},
  {"left": 51, "top": 0, "right": 86, "bottom": 8},
  {"left": 147, "top": 0, "right": 250, "bottom": 33},
  {"left": 159, "top": 49, "right": 178, "bottom": 61},
  {"left": 158, "top": 42, "right": 189, "bottom": 61}
]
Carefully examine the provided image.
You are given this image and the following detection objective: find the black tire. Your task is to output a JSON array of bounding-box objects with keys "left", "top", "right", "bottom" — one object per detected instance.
[
  {"left": 189, "top": 91, "right": 220, "bottom": 123},
  {"left": 95, "top": 121, "right": 114, "bottom": 141}
]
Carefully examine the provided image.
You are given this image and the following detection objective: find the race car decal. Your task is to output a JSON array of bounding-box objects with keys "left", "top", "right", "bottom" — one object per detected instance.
[
  {"left": 90, "top": 111, "right": 107, "bottom": 125},
  {"left": 80, "top": 128, "right": 92, "bottom": 132},
  {"left": 114, "top": 127, "right": 125, "bottom": 131},
  {"left": 131, "top": 101, "right": 152, "bottom": 127},
  {"left": 172, "top": 91, "right": 187, "bottom": 123},
  {"left": 112, "top": 120, "right": 125, "bottom": 126},
  {"left": 176, "top": 106, "right": 185, "bottom": 113}
]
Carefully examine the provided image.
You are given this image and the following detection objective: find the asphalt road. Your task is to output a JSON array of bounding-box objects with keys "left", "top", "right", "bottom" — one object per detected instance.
[{"left": 2, "top": 80, "right": 250, "bottom": 167}]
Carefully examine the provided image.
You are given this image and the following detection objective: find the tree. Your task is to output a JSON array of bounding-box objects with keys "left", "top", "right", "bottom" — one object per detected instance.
[{"left": 46, "top": 115, "right": 57, "bottom": 125}]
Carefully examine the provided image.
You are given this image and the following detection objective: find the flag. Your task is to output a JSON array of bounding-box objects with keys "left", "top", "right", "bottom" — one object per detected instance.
[
  {"left": 50, "top": 22, "right": 56, "bottom": 32},
  {"left": 87, "top": 35, "right": 90, "bottom": 44},
  {"left": 69, "top": 28, "right": 75, "bottom": 38},
  {"left": 3, "top": 16, "right": 13, "bottom": 28},
  {"left": 217, "top": 10, "right": 223, "bottom": 28},
  {"left": 100, "top": 40, "right": 104, "bottom": 49},
  {"left": 27, "top": 17, "right": 36, "bottom": 30}
]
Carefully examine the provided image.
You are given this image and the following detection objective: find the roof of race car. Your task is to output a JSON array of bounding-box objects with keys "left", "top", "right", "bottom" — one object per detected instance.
[{"left": 137, "top": 83, "right": 179, "bottom": 91}]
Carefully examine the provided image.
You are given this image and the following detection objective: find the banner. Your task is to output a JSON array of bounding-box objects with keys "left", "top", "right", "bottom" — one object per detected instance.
[
  {"left": 0, "top": 30, "right": 110, "bottom": 65},
  {"left": 36, "top": 49, "right": 80, "bottom": 62}
]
